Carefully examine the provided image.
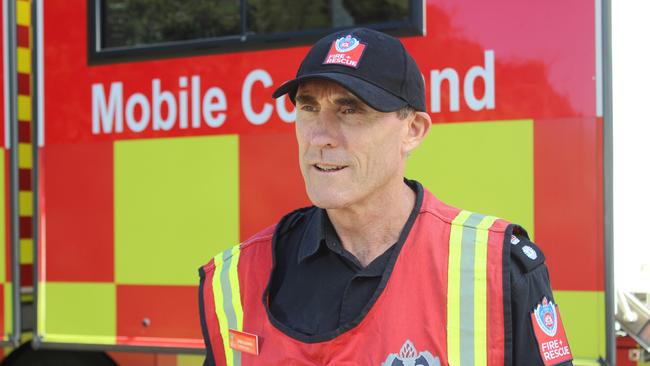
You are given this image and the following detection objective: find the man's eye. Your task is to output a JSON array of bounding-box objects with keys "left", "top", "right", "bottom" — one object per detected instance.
[
  {"left": 341, "top": 108, "right": 356, "bottom": 114},
  {"left": 300, "top": 105, "right": 316, "bottom": 112}
]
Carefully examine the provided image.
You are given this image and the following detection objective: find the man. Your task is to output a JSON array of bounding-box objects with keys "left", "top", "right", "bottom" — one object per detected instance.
[{"left": 199, "top": 28, "right": 573, "bottom": 366}]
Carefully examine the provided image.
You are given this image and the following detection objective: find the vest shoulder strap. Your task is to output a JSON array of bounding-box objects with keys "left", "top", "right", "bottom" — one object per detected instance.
[
  {"left": 199, "top": 244, "right": 244, "bottom": 366},
  {"left": 447, "top": 209, "right": 503, "bottom": 366},
  {"left": 199, "top": 223, "right": 277, "bottom": 366}
]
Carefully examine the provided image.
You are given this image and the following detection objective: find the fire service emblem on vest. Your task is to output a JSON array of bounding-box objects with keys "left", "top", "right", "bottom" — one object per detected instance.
[{"left": 382, "top": 340, "right": 441, "bottom": 366}]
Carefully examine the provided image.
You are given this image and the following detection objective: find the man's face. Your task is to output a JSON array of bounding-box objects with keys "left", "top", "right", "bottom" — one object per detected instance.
[{"left": 295, "top": 79, "right": 409, "bottom": 209}]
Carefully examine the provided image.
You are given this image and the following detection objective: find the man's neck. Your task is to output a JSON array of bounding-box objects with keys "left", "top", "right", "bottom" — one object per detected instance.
[{"left": 326, "top": 179, "right": 416, "bottom": 267}]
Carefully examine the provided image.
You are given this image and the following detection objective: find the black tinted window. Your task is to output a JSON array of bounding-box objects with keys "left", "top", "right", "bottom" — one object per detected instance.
[
  {"left": 100, "top": 0, "right": 409, "bottom": 49},
  {"left": 246, "top": 0, "right": 408, "bottom": 35},
  {"left": 102, "top": 0, "right": 241, "bottom": 48},
  {"left": 91, "top": 0, "right": 420, "bottom": 63}
]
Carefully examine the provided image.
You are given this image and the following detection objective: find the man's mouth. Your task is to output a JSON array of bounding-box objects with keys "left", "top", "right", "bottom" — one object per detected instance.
[{"left": 314, "top": 163, "right": 347, "bottom": 172}]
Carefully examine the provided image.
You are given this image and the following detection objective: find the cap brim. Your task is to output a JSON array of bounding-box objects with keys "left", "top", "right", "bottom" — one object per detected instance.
[{"left": 271, "top": 73, "right": 408, "bottom": 113}]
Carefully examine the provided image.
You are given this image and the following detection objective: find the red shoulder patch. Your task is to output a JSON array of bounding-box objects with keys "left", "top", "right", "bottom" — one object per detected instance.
[{"left": 530, "top": 297, "right": 573, "bottom": 365}]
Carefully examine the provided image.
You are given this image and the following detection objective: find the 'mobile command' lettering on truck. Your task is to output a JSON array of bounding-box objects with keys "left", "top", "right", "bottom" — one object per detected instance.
[{"left": 91, "top": 50, "right": 495, "bottom": 135}]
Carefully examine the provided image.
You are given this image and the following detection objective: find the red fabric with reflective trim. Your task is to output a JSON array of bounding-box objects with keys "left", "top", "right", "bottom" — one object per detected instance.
[
  {"left": 201, "top": 258, "right": 227, "bottom": 364},
  {"left": 487, "top": 219, "right": 509, "bottom": 366},
  {"left": 201, "top": 190, "right": 509, "bottom": 365},
  {"left": 238, "top": 225, "right": 275, "bottom": 348}
]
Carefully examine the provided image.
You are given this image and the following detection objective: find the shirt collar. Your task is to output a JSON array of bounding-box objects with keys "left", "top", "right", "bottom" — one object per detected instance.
[
  {"left": 297, "top": 208, "right": 326, "bottom": 263},
  {"left": 296, "top": 179, "right": 423, "bottom": 264}
]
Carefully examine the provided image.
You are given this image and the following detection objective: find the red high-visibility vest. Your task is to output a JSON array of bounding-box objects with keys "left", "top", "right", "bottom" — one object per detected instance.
[{"left": 199, "top": 189, "right": 510, "bottom": 365}]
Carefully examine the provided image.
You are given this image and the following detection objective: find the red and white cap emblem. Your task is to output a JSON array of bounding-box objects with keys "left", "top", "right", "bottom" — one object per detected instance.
[{"left": 323, "top": 35, "right": 366, "bottom": 69}]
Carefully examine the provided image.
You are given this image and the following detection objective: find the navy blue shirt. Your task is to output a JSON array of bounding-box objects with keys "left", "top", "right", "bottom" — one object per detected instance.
[{"left": 268, "top": 205, "right": 396, "bottom": 336}]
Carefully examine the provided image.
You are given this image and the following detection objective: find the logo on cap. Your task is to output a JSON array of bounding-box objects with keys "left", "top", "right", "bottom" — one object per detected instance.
[
  {"left": 323, "top": 35, "right": 366, "bottom": 69},
  {"left": 335, "top": 35, "right": 360, "bottom": 52}
]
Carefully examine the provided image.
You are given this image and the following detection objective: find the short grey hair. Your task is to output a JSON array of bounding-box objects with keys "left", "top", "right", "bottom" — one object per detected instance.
[{"left": 396, "top": 106, "right": 415, "bottom": 120}]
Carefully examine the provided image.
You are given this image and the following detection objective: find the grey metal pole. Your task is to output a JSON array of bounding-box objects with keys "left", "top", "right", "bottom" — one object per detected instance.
[
  {"left": 602, "top": 0, "right": 615, "bottom": 363},
  {"left": 30, "top": 0, "right": 40, "bottom": 350}
]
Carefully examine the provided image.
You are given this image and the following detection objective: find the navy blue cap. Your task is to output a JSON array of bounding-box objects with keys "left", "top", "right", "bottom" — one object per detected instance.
[{"left": 272, "top": 27, "right": 426, "bottom": 112}]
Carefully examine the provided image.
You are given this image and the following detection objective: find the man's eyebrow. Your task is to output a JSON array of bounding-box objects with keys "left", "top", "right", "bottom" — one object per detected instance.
[
  {"left": 295, "top": 94, "right": 317, "bottom": 104},
  {"left": 334, "top": 97, "right": 365, "bottom": 108}
]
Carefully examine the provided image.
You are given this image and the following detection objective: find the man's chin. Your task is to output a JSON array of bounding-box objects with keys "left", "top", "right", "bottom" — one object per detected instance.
[{"left": 306, "top": 189, "right": 352, "bottom": 210}]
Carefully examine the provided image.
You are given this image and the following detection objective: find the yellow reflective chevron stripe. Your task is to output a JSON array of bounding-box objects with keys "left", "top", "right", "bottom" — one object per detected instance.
[
  {"left": 212, "top": 246, "right": 243, "bottom": 366},
  {"left": 447, "top": 210, "right": 498, "bottom": 366},
  {"left": 447, "top": 210, "right": 472, "bottom": 365}
]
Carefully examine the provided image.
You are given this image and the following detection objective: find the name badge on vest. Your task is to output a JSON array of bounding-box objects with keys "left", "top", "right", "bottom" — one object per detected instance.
[
  {"left": 530, "top": 297, "right": 573, "bottom": 365},
  {"left": 228, "top": 329, "right": 259, "bottom": 355}
]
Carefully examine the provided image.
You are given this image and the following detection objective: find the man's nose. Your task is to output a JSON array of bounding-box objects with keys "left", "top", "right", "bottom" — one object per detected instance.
[{"left": 310, "top": 110, "right": 340, "bottom": 148}]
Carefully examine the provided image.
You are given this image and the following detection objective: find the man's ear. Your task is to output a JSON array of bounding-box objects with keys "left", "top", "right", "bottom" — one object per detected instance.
[{"left": 403, "top": 111, "right": 432, "bottom": 155}]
